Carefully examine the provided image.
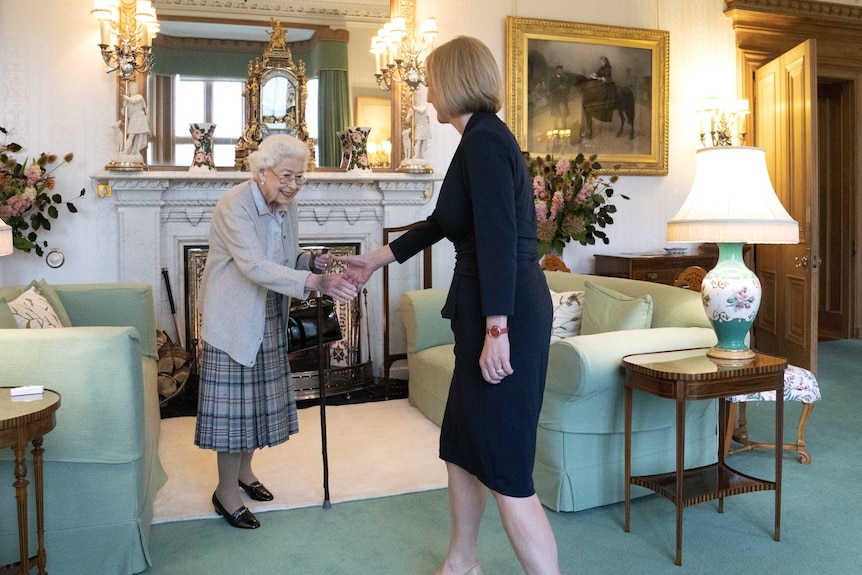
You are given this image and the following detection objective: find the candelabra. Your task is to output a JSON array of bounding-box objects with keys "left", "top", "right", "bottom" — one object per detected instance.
[
  {"left": 91, "top": 0, "right": 159, "bottom": 170},
  {"left": 697, "top": 98, "right": 749, "bottom": 147},
  {"left": 370, "top": 17, "right": 438, "bottom": 91}
]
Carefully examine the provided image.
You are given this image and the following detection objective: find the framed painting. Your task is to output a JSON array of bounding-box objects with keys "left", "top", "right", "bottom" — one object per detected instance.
[{"left": 506, "top": 17, "right": 669, "bottom": 175}]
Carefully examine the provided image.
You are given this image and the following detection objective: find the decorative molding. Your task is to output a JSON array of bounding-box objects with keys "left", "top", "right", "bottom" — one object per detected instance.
[
  {"left": 152, "top": 0, "right": 390, "bottom": 24},
  {"left": 726, "top": 0, "right": 862, "bottom": 22}
]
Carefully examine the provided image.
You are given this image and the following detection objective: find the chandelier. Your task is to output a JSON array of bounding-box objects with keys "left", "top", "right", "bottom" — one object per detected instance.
[
  {"left": 91, "top": 0, "right": 159, "bottom": 80},
  {"left": 370, "top": 17, "right": 438, "bottom": 91}
]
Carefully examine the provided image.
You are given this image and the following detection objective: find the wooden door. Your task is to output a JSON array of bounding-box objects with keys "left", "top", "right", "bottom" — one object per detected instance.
[{"left": 752, "top": 40, "right": 819, "bottom": 371}]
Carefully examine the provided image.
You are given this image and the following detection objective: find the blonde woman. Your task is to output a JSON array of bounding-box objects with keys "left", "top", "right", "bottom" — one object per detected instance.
[{"left": 337, "top": 37, "right": 559, "bottom": 574}]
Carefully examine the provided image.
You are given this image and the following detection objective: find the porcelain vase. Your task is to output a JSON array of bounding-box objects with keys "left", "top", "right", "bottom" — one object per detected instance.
[
  {"left": 336, "top": 130, "right": 351, "bottom": 169},
  {"left": 189, "top": 123, "right": 216, "bottom": 171},
  {"left": 344, "top": 126, "right": 372, "bottom": 173},
  {"left": 702, "top": 242, "right": 760, "bottom": 360}
]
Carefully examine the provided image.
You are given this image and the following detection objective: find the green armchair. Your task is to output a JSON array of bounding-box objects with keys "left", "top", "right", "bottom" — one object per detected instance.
[
  {"left": 0, "top": 283, "right": 166, "bottom": 574},
  {"left": 400, "top": 271, "right": 720, "bottom": 512}
]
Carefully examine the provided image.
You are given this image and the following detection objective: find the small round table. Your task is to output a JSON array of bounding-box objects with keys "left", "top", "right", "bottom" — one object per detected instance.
[{"left": 0, "top": 387, "right": 61, "bottom": 575}]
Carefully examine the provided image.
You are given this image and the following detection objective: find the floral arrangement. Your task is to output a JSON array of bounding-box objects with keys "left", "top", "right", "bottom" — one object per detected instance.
[
  {"left": 1, "top": 127, "right": 83, "bottom": 256},
  {"left": 527, "top": 152, "right": 628, "bottom": 256}
]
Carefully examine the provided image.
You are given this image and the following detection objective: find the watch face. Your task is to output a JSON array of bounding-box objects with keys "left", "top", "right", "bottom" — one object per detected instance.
[{"left": 488, "top": 325, "right": 501, "bottom": 338}]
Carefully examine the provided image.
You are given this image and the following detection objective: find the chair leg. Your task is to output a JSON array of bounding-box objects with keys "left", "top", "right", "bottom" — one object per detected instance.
[
  {"left": 794, "top": 403, "right": 815, "bottom": 464},
  {"left": 726, "top": 401, "right": 814, "bottom": 464},
  {"left": 723, "top": 402, "right": 738, "bottom": 459}
]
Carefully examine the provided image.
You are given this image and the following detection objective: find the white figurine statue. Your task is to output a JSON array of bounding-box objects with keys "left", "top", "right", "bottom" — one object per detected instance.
[{"left": 398, "top": 86, "right": 433, "bottom": 173}]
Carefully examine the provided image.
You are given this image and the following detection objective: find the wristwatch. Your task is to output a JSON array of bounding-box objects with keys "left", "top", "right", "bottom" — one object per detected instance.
[{"left": 486, "top": 325, "right": 509, "bottom": 338}]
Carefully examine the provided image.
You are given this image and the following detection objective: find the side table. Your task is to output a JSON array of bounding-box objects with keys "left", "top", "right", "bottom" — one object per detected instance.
[
  {"left": 622, "top": 349, "right": 785, "bottom": 566},
  {"left": 0, "top": 388, "right": 61, "bottom": 575}
]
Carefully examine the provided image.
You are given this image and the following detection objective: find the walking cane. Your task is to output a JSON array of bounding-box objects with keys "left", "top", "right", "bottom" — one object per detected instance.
[{"left": 315, "top": 289, "right": 332, "bottom": 509}]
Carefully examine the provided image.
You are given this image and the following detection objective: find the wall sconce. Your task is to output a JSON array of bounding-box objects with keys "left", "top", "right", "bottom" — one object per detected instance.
[
  {"left": 92, "top": 0, "right": 158, "bottom": 79},
  {"left": 667, "top": 146, "right": 799, "bottom": 361},
  {"left": 697, "top": 98, "right": 750, "bottom": 147},
  {"left": 370, "top": 16, "right": 438, "bottom": 92}
]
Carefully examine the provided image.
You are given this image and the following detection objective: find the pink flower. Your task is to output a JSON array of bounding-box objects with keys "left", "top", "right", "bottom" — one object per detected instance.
[
  {"left": 26, "top": 164, "right": 42, "bottom": 185},
  {"left": 550, "top": 191, "right": 564, "bottom": 220},
  {"left": 555, "top": 157, "right": 570, "bottom": 175}
]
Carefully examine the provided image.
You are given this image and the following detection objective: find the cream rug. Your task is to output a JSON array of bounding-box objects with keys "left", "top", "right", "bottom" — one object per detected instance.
[{"left": 152, "top": 399, "right": 447, "bottom": 524}]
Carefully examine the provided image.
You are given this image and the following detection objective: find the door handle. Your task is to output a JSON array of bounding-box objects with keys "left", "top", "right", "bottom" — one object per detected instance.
[
  {"left": 794, "top": 256, "right": 809, "bottom": 268},
  {"left": 812, "top": 254, "right": 822, "bottom": 269}
]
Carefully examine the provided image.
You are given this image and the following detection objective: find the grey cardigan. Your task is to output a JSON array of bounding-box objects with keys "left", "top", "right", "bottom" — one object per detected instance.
[{"left": 198, "top": 180, "right": 312, "bottom": 367}]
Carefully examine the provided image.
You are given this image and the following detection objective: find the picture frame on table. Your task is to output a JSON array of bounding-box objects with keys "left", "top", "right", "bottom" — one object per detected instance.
[{"left": 506, "top": 17, "right": 669, "bottom": 175}]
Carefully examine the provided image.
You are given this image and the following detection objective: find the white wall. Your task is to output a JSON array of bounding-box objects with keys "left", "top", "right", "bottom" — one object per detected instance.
[{"left": 0, "top": 0, "right": 736, "bottom": 292}]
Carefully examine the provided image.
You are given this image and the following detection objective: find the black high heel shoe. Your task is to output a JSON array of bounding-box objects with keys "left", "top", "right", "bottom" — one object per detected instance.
[
  {"left": 239, "top": 480, "right": 274, "bottom": 501},
  {"left": 212, "top": 492, "right": 260, "bottom": 529}
]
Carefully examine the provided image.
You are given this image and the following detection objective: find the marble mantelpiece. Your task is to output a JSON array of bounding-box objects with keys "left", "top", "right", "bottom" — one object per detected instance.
[{"left": 91, "top": 169, "right": 441, "bottom": 379}]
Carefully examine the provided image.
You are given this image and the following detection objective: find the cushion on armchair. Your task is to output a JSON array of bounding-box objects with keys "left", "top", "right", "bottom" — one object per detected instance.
[{"left": 581, "top": 280, "right": 653, "bottom": 335}]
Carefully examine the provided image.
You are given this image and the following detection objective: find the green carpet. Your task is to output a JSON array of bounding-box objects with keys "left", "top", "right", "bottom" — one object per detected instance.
[{"left": 144, "top": 340, "right": 862, "bottom": 574}]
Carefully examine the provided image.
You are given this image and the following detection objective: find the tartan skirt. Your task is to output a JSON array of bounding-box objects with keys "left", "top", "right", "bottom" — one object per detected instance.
[{"left": 194, "top": 290, "right": 298, "bottom": 452}]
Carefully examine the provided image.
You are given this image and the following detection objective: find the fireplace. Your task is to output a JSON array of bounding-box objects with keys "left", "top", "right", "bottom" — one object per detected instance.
[
  {"left": 184, "top": 243, "right": 372, "bottom": 399},
  {"left": 92, "top": 169, "right": 440, "bottom": 386}
]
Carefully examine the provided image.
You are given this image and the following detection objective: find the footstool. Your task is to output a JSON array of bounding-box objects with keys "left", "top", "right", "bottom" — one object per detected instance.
[{"left": 723, "top": 364, "right": 821, "bottom": 464}]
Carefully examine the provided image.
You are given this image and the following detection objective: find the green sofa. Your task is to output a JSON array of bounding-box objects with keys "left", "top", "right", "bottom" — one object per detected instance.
[
  {"left": 400, "top": 271, "right": 720, "bottom": 512},
  {"left": 0, "top": 283, "right": 167, "bottom": 574}
]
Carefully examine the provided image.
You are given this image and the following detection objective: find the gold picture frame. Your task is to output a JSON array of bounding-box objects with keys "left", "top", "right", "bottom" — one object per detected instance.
[{"left": 506, "top": 17, "right": 669, "bottom": 175}]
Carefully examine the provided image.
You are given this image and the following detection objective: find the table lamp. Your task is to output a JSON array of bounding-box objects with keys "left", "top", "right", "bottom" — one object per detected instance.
[
  {"left": 1, "top": 218, "right": 13, "bottom": 256},
  {"left": 667, "top": 146, "right": 799, "bottom": 360}
]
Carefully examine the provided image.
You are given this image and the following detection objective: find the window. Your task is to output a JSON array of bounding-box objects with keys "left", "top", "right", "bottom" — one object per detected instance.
[
  {"left": 170, "top": 76, "right": 244, "bottom": 167},
  {"left": 148, "top": 74, "right": 319, "bottom": 167}
]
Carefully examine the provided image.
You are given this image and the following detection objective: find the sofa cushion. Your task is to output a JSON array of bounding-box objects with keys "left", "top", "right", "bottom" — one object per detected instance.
[
  {"left": 0, "top": 299, "right": 17, "bottom": 328},
  {"left": 581, "top": 280, "right": 653, "bottom": 335},
  {"left": 6, "top": 284, "right": 65, "bottom": 328},
  {"left": 550, "top": 289, "right": 584, "bottom": 341},
  {"left": 0, "top": 279, "right": 73, "bottom": 328}
]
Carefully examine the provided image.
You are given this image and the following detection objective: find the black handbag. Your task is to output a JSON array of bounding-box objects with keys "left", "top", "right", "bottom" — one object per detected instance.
[{"left": 287, "top": 296, "right": 343, "bottom": 353}]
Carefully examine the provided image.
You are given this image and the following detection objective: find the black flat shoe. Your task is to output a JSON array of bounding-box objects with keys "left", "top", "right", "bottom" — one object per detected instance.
[
  {"left": 239, "top": 480, "right": 274, "bottom": 501},
  {"left": 212, "top": 492, "right": 260, "bottom": 529}
]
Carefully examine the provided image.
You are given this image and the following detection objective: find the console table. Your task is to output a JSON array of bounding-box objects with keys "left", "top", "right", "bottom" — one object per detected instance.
[
  {"left": 595, "top": 253, "right": 716, "bottom": 285},
  {"left": 0, "top": 388, "right": 61, "bottom": 575},
  {"left": 622, "top": 349, "right": 785, "bottom": 566}
]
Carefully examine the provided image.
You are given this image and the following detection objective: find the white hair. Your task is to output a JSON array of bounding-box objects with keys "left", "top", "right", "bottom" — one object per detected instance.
[{"left": 247, "top": 135, "right": 310, "bottom": 173}]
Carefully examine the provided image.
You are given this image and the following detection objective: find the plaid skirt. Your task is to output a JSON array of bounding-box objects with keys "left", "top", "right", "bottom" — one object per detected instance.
[{"left": 194, "top": 290, "right": 298, "bottom": 452}]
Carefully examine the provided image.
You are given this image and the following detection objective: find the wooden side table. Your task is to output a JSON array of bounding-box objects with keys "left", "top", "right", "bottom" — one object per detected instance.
[
  {"left": 0, "top": 388, "right": 61, "bottom": 575},
  {"left": 622, "top": 349, "right": 785, "bottom": 566}
]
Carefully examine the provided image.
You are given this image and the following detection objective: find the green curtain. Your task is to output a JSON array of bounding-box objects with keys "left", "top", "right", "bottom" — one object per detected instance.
[{"left": 318, "top": 69, "right": 350, "bottom": 167}]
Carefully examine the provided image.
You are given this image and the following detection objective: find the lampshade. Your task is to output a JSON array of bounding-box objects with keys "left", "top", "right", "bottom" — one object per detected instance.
[
  {"left": 667, "top": 146, "right": 799, "bottom": 244},
  {"left": 0, "top": 218, "right": 13, "bottom": 256},
  {"left": 667, "top": 145, "right": 799, "bottom": 361}
]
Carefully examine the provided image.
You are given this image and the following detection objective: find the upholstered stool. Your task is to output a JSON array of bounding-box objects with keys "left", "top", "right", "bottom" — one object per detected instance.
[{"left": 723, "top": 364, "right": 821, "bottom": 464}]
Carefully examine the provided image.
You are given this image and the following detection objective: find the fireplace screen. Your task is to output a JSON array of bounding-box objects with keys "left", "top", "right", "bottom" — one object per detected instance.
[{"left": 184, "top": 244, "right": 372, "bottom": 399}]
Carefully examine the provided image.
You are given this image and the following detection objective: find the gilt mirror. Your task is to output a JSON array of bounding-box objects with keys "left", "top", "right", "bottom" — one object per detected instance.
[
  {"left": 234, "top": 19, "right": 313, "bottom": 170},
  {"left": 145, "top": 0, "right": 411, "bottom": 170}
]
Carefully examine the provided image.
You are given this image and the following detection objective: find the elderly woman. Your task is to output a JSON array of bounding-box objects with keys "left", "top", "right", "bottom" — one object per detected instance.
[{"left": 194, "top": 134, "right": 357, "bottom": 529}]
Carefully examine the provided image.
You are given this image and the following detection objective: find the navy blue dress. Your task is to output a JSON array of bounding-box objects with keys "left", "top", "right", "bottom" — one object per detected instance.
[{"left": 390, "top": 112, "right": 552, "bottom": 497}]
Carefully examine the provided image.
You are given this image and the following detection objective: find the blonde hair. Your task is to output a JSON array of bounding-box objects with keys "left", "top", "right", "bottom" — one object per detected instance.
[
  {"left": 425, "top": 36, "right": 502, "bottom": 118},
  {"left": 248, "top": 134, "right": 310, "bottom": 173}
]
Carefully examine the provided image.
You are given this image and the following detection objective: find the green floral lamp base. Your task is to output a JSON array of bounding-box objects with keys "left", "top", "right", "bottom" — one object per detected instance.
[{"left": 702, "top": 242, "right": 760, "bottom": 360}]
